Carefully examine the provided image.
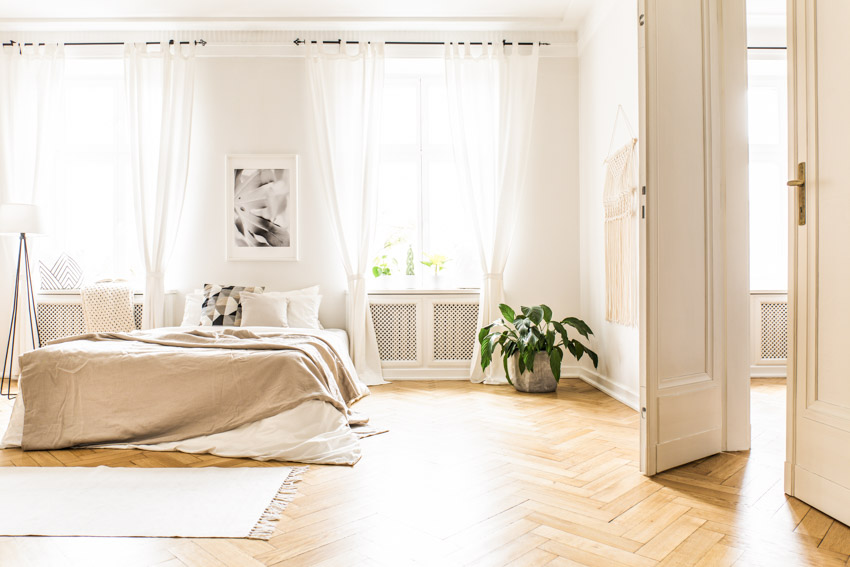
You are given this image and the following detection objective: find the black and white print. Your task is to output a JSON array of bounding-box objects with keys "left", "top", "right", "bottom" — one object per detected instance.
[
  {"left": 226, "top": 155, "right": 299, "bottom": 261},
  {"left": 233, "top": 168, "right": 291, "bottom": 248}
]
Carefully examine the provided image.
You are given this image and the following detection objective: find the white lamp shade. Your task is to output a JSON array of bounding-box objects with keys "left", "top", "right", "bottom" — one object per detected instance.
[{"left": 0, "top": 203, "right": 45, "bottom": 235}]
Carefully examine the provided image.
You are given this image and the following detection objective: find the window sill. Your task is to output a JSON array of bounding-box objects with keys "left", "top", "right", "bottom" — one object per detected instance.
[{"left": 367, "top": 288, "right": 480, "bottom": 296}]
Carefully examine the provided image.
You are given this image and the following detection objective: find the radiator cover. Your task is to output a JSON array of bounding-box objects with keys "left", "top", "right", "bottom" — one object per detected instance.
[
  {"left": 750, "top": 292, "right": 788, "bottom": 377},
  {"left": 368, "top": 291, "right": 480, "bottom": 379},
  {"left": 36, "top": 294, "right": 144, "bottom": 347}
]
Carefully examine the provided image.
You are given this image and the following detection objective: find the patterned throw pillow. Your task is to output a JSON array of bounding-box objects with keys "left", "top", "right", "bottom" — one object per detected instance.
[
  {"left": 39, "top": 253, "right": 84, "bottom": 290},
  {"left": 200, "top": 284, "right": 264, "bottom": 326}
]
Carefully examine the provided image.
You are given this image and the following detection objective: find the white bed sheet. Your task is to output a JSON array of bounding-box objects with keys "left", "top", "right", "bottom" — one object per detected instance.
[{"left": 1, "top": 327, "right": 366, "bottom": 465}]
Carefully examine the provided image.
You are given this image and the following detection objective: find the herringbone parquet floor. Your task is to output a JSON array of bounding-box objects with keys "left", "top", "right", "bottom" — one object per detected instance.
[{"left": 0, "top": 378, "right": 848, "bottom": 566}]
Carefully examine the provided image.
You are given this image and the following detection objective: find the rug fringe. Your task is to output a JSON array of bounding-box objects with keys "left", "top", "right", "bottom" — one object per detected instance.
[{"left": 248, "top": 466, "right": 308, "bottom": 540}]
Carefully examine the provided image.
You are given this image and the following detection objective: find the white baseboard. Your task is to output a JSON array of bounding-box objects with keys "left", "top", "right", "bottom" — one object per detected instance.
[
  {"left": 750, "top": 364, "right": 787, "bottom": 378},
  {"left": 563, "top": 365, "right": 640, "bottom": 411},
  {"left": 380, "top": 367, "right": 469, "bottom": 380},
  {"left": 379, "top": 363, "right": 641, "bottom": 413}
]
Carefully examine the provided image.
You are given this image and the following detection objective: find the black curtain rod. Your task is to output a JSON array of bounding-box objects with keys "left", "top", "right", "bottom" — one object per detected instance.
[
  {"left": 747, "top": 46, "right": 786, "bottom": 50},
  {"left": 293, "top": 38, "right": 549, "bottom": 46},
  {"left": 2, "top": 39, "right": 207, "bottom": 47}
]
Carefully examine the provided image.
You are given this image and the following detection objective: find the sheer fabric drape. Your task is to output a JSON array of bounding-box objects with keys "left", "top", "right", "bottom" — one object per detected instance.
[
  {"left": 124, "top": 42, "right": 196, "bottom": 329},
  {"left": 305, "top": 42, "right": 385, "bottom": 385},
  {"left": 0, "top": 44, "right": 65, "bottom": 375},
  {"left": 444, "top": 43, "right": 539, "bottom": 383}
]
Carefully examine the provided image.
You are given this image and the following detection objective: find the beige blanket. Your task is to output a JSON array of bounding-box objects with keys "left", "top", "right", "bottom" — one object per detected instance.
[{"left": 19, "top": 328, "right": 369, "bottom": 451}]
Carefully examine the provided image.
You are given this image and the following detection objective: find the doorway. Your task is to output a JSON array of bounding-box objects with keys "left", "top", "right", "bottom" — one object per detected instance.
[{"left": 746, "top": 0, "right": 788, "bottom": 473}]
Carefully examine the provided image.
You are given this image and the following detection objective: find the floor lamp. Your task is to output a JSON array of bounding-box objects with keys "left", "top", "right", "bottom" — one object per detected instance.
[{"left": 0, "top": 203, "right": 44, "bottom": 399}]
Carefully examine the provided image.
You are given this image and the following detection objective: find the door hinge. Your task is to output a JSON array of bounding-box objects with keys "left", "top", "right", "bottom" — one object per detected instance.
[{"left": 787, "top": 162, "right": 806, "bottom": 226}]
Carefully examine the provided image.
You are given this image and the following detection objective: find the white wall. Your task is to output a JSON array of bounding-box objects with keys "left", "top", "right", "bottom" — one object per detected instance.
[
  {"left": 505, "top": 57, "right": 581, "bottom": 320},
  {"left": 168, "top": 57, "right": 349, "bottom": 328},
  {"left": 577, "top": 1, "right": 640, "bottom": 408},
  {"left": 168, "top": 54, "right": 582, "bottom": 331}
]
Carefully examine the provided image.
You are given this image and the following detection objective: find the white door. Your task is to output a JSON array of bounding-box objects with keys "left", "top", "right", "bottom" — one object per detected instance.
[
  {"left": 786, "top": 0, "right": 850, "bottom": 525},
  {"left": 638, "top": 0, "right": 750, "bottom": 475}
]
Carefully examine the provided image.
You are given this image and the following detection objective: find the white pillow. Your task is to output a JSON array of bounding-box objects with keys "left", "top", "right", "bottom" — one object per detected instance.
[
  {"left": 287, "top": 294, "right": 323, "bottom": 329},
  {"left": 240, "top": 291, "right": 289, "bottom": 327},
  {"left": 257, "top": 286, "right": 322, "bottom": 329},
  {"left": 271, "top": 285, "right": 319, "bottom": 298},
  {"left": 180, "top": 290, "right": 204, "bottom": 326}
]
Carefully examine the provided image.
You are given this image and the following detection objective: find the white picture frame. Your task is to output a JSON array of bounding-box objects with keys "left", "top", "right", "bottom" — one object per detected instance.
[{"left": 225, "top": 154, "right": 299, "bottom": 261}]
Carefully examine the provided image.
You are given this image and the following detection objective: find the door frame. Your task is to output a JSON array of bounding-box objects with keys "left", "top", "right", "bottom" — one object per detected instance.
[{"left": 784, "top": 0, "right": 800, "bottom": 497}]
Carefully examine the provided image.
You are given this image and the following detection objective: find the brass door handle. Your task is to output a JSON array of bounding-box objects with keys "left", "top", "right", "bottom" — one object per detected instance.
[{"left": 788, "top": 162, "right": 806, "bottom": 225}]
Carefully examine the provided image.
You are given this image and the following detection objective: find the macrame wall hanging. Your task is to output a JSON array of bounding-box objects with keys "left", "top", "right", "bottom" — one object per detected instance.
[{"left": 603, "top": 106, "right": 638, "bottom": 327}]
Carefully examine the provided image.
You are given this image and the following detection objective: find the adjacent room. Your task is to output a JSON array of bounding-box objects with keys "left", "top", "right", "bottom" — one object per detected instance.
[{"left": 1, "top": 0, "right": 849, "bottom": 565}]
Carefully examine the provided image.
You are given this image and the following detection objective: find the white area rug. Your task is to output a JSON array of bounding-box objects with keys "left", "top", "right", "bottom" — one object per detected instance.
[{"left": 0, "top": 466, "right": 305, "bottom": 539}]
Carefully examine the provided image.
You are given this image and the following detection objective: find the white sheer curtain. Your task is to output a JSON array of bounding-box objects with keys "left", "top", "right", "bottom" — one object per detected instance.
[
  {"left": 124, "top": 42, "right": 196, "bottom": 329},
  {"left": 306, "top": 42, "right": 385, "bottom": 386},
  {"left": 0, "top": 44, "right": 65, "bottom": 374},
  {"left": 445, "top": 43, "right": 539, "bottom": 384}
]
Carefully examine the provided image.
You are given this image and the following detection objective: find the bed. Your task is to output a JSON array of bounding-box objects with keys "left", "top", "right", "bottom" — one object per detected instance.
[{"left": 0, "top": 326, "right": 371, "bottom": 465}]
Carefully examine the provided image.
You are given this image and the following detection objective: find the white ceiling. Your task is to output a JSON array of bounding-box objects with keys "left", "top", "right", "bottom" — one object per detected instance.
[{"left": 0, "top": 0, "right": 597, "bottom": 31}]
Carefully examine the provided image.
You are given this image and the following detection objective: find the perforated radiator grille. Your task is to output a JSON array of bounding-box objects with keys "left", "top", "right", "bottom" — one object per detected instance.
[
  {"left": 37, "top": 300, "right": 143, "bottom": 347},
  {"left": 370, "top": 303, "right": 417, "bottom": 361},
  {"left": 760, "top": 301, "right": 788, "bottom": 360},
  {"left": 433, "top": 302, "right": 479, "bottom": 361}
]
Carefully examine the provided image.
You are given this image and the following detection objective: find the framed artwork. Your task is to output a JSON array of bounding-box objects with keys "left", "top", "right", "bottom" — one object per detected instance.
[{"left": 225, "top": 154, "right": 299, "bottom": 261}]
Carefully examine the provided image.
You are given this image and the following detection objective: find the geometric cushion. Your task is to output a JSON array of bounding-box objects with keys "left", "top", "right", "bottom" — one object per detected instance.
[
  {"left": 200, "top": 284, "right": 264, "bottom": 326},
  {"left": 39, "top": 253, "right": 83, "bottom": 290}
]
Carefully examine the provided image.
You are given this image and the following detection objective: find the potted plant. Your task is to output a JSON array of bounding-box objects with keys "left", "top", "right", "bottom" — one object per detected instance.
[
  {"left": 420, "top": 252, "right": 450, "bottom": 289},
  {"left": 404, "top": 245, "right": 416, "bottom": 288},
  {"left": 479, "top": 304, "right": 599, "bottom": 393},
  {"left": 370, "top": 236, "right": 403, "bottom": 289}
]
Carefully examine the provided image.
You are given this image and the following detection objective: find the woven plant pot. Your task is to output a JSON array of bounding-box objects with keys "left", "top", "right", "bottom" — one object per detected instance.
[{"left": 507, "top": 352, "right": 557, "bottom": 393}]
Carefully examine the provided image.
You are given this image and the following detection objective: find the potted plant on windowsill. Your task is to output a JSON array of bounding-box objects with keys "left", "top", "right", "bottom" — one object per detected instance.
[
  {"left": 479, "top": 304, "right": 599, "bottom": 393},
  {"left": 420, "top": 252, "right": 450, "bottom": 289}
]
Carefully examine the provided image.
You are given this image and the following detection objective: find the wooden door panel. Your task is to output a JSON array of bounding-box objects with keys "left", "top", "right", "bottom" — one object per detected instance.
[
  {"left": 789, "top": 0, "right": 850, "bottom": 526},
  {"left": 640, "top": 0, "right": 725, "bottom": 475}
]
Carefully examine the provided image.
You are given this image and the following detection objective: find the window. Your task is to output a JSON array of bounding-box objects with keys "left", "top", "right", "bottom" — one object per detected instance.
[
  {"left": 371, "top": 59, "right": 479, "bottom": 289},
  {"left": 747, "top": 51, "right": 788, "bottom": 292},
  {"left": 43, "top": 57, "right": 141, "bottom": 285}
]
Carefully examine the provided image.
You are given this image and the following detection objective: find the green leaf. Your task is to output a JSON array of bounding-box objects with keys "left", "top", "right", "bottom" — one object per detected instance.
[
  {"left": 550, "top": 348, "right": 563, "bottom": 381},
  {"left": 562, "top": 317, "right": 593, "bottom": 339},
  {"left": 541, "top": 304, "right": 553, "bottom": 323},
  {"left": 372, "top": 266, "right": 381, "bottom": 278},
  {"left": 480, "top": 336, "right": 492, "bottom": 369},
  {"left": 524, "top": 349, "right": 536, "bottom": 372},
  {"left": 531, "top": 326, "right": 545, "bottom": 344},
  {"left": 572, "top": 340, "right": 585, "bottom": 362},
  {"left": 478, "top": 324, "right": 494, "bottom": 342},
  {"left": 503, "top": 354, "right": 513, "bottom": 386},
  {"left": 487, "top": 336, "right": 499, "bottom": 359},
  {"left": 585, "top": 347, "right": 599, "bottom": 368},
  {"left": 514, "top": 318, "right": 531, "bottom": 335},
  {"left": 552, "top": 321, "right": 569, "bottom": 345},
  {"left": 521, "top": 306, "right": 530, "bottom": 316},
  {"left": 518, "top": 354, "right": 526, "bottom": 374},
  {"left": 498, "top": 304, "right": 516, "bottom": 324},
  {"left": 527, "top": 306, "right": 544, "bottom": 325},
  {"left": 546, "top": 330, "right": 556, "bottom": 351}
]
